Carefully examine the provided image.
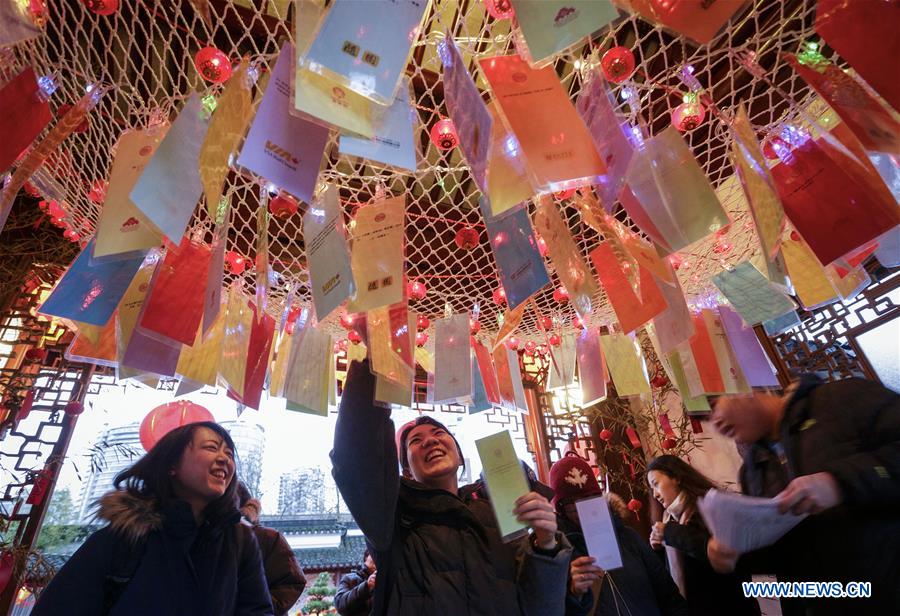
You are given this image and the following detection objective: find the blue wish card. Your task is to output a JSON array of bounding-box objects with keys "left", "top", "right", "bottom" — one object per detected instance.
[
  {"left": 38, "top": 239, "right": 146, "bottom": 327},
  {"left": 480, "top": 198, "right": 550, "bottom": 310},
  {"left": 338, "top": 79, "right": 417, "bottom": 171}
]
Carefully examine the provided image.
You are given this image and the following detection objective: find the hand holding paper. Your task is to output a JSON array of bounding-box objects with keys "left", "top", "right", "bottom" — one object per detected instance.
[
  {"left": 574, "top": 496, "right": 623, "bottom": 571},
  {"left": 698, "top": 490, "right": 807, "bottom": 555},
  {"left": 475, "top": 430, "right": 530, "bottom": 541}
]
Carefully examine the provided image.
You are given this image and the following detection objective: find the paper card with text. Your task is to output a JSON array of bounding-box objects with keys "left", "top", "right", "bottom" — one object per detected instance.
[
  {"left": 368, "top": 303, "right": 414, "bottom": 385},
  {"left": 476, "top": 430, "right": 530, "bottom": 541},
  {"left": 781, "top": 235, "right": 839, "bottom": 310},
  {"left": 302, "top": 0, "right": 429, "bottom": 105},
  {"left": 303, "top": 184, "right": 355, "bottom": 321},
  {"left": 293, "top": 65, "right": 375, "bottom": 138},
  {"left": 575, "top": 495, "right": 623, "bottom": 571},
  {"left": 763, "top": 310, "right": 802, "bottom": 337},
  {"left": 432, "top": 313, "right": 472, "bottom": 404},
  {"left": 347, "top": 195, "right": 406, "bottom": 312},
  {"left": 219, "top": 287, "right": 252, "bottom": 397},
  {"left": 94, "top": 128, "right": 167, "bottom": 259},
  {"left": 480, "top": 54, "right": 605, "bottom": 191},
  {"left": 648, "top": 331, "right": 710, "bottom": 413},
  {"left": 651, "top": 269, "right": 694, "bottom": 356},
  {"left": 474, "top": 339, "right": 502, "bottom": 406},
  {"left": 237, "top": 44, "right": 329, "bottom": 203},
  {"left": 375, "top": 312, "right": 416, "bottom": 407},
  {"left": 339, "top": 80, "right": 417, "bottom": 171},
  {"left": 600, "top": 333, "right": 650, "bottom": 397},
  {"left": 717, "top": 305, "right": 779, "bottom": 388},
  {"left": 700, "top": 309, "right": 749, "bottom": 394},
  {"left": 115, "top": 260, "right": 156, "bottom": 364},
  {"left": 38, "top": 240, "right": 145, "bottom": 327},
  {"left": 481, "top": 201, "right": 550, "bottom": 311},
  {"left": 0, "top": 67, "right": 52, "bottom": 173},
  {"left": 493, "top": 343, "right": 517, "bottom": 411},
  {"left": 203, "top": 225, "right": 226, "bottom": 336},
  {"left": 507, "top": 347, "right": 529, "bottom": 412},
  {"left": 283, "top": 323, "right": 333, "bottom": 416},
  {"left": 576, "top": 328, "right": 607, "bottom": 406},
  {"left": 511, "top": 0, "right": 619, "bottom": 64},
  {"left": 130, "top": 95, "right": 208, "bottom": 242},
  {"left": 713, "top": 262, "right": 796, "bottom": 326},
  {"left": 686, "top": 311, "right": 726, "bottom": 395},
  {"left": 469, "top": 354, "right": 493, "bottom": 414},
  {"left": 117, "top": 262, "right": 180, "bottom": 379},
  {"left": 176, "top": 312, "right": 224, "bottom": 388},
  {"left": 533, "top": 195, "right": 599, "bottom": 320},
  {"left": 622, "top": 0, "right": 748, "bottom": 45},
  {"left": 591, "top": 242, "right": 667, "bottom": 334},
  {"left": 546, "top": 333, "right": 577, "bottom": 391},
  {"left": 486, "top": 102, "right": 534, "bottom": 218},
  {"left": 439, "top": 36, "right": 493, "bottom": 192},
  {"left": 241, "top": 306, "right": 275, "bottom": 410},
  {"left": 66, "top": 318, "right": 117, "bottom": 367}
]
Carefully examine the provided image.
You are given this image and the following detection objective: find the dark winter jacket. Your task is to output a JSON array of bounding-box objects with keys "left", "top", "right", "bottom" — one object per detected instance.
[
  {"left": 331, "top": 359, "right": 572, "bottom": 616},
  {"left": 661, "top": 510, "right": 759, "bottom": 616},
  {"left": 250, "top": 523, "right": 306, "bottom": 615},
  {"left": 32, "top": 490, "right": 273, "bottom": 616},
  {"left": 334, "top": 564, "right": 374, "bottom": 616},
  {"left": 737, "top": 376, "right": 900, "bottom": 616},
  {"left": 563, "top": 500, "right": 689, "bottom": 616}
]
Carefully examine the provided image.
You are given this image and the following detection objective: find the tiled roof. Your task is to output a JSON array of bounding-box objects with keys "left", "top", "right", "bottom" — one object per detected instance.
[{"left": 294, "top": 534, "right": 367, "bottom": 572}]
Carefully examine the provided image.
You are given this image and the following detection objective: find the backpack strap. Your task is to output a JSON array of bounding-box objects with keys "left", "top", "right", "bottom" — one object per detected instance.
[{"left": 101, "top": 534, "right": 148, "bottom": 616}]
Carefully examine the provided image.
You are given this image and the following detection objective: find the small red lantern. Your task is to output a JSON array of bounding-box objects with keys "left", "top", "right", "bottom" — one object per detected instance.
[
  {"left": 539, "top": 316, "right": 553, "bottom": 331},
  {"left": 469, "top": 318, "right": 481, "bottom": 335},
  {"left": 599, "top": 428, "right": 613, "bottom": 442},
  {"left": 662, "top": 437, "right": 677, "bottom": 450},
  {"left": 430, "top": 118, "right": 459, "bottom": 151},
  {"left": 650, "top": 374, "right": 669, "bottom": 389},
  {"left": 348, "top": 330, "right": 362, "bottom": 345},
  {"left": 601, "top": 47, "right": 636, "bottom": 84},
  {"left": 549, "top": 332, "right": 562, "bottom": 347},
  {"left": 268, "top": 193, "right": 299, "bottom": 219},
  {"left": 64, "top": 400, "right": 84, "bottom": 416},
  {"left": 416, "top": 331, "right": 429, "bottom": 347},
  {"left": 225, "top": 251, "right": 246, "bottom": 275},
  {"left": 407, "top": 280, "right": 427, "bottom": 302},
  {"left": 87, "top": 179, "right": 107, "bottom": 204},
  {"left": 339, "top": 312, "right": 356, "bottom": 330},
  {"left": 524, "top": 340, "right": 537, "bottom": 355},
  {"left": 572, "top": 315, "right": 584, "bottom": 329},
  {"left": 492, "top": 287, "right": 507, "bottom": 305},
  {"left": 63, "top": 229, "right": 80, "bottom": 242},
  {"left": 82, "top": 0, "right": 118, "bottom": 15},
  {"left": 56, "top": 104, "right": 90, "bottom": 134},
  {"left": 627, "top": 498, "right": 643, "bottom": 513},
  {"left": 194, "top": 47, "right": 233, "bottom": 84},
  {"left": 505, "top": 336, "right": 520, "bottom": 351},
  {"left": 24, "top": 348, "right": 47, "bottom": 362},
  {"left": 416, "top": 314, "right": 430, "bottom": 330},
  {"left": 139, "top": 400, "right": 214, "bottom": 452},
  {"left": 454, "top": 227, "right": 480, "bottom": 251},
  {"left": 536, "top": 235, "right": 549, "bottom": 258},
  {"left": 553, "top": 286, "right": 569, "bottom": 305},
  {"left": 482, "top": 0, "right": 514, "bottom": 20},
  {"left": 671, "top": 101, "right": 706, "bottom": 132},
  {"left": 287, "top": 305, "right": 302, "bottom": 323}
]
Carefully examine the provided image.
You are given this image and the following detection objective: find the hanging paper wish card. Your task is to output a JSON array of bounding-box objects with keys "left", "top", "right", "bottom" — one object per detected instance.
[
  {"left": 731, "top": 106, "right": 784, "bottom": 261},
  {"left": 301, "top": 0, "right": 429, "bottom": 105},
  {"left": 492, "top": 302, "right": 525, "bottom": 351},
  {"left": 130, "top": 94, "right": 208, "bottom": 242},
  {"left": 769, "top": 131, "right": 900, "bottom": 265},
  {"left": 375, "top": 311, "right": 416, "bottom": 407},
  {"left": 600, "top": 333, "right": 650, "bottom": 397},
  {"left": 139, "top": 240, "right": 213, "bottom": 346},
  {"left": 763, "top": 310, "right": 801, "bottom": 337},
  {"left": 121, "top": 324, "right": 181, "bottom": 378},
  {"left": 699, "top": 309, "right": 749, "bottom": 394},
  {"left": 875, "top": 226, "right": 900, "bottom": 268},
  {"left": 38, "top": 240, "right": 146, "bottom": 327},
  {"left": 815, "top": 0, "right": 900, "bottom": 113},
  {"left": 596, "top": 211, "right": 674, "bottom": 284},
  {"left": 237, "top": 44, "right": 329, "bottom": 204},
  {"left": 667, "top": 349, "right": 711, "bottom": 414},
  {"left": 199, "top": 59, "right": 253, "bottom": 217},
  {"left": 647, "top": 330, "right": 710, "bottom": 413},
  {"left": 339, "top": 80, "right": 417, "bottom": 171},
  {"left": 781, "top": 235, "right": 839, "bottom": 310},
  {"left": 479, "top": 54, "right": 605, "bottom": 192},
  {"left": 94, "top": 128, "right": 167, "bottom": 259},
  {"left": 786, "top": 55, "right": 900, "bottom": 155},
  {"left": 486, "top": 102, "right": 533, "bottom": 218},
  {"left": 119, "top": 260, "right": 182, "bottom": 378},
  {"left": 293, "top": 61, "right": 375, "bottom": 138},
  {"left": 624, "top": 126, "right": 730, "bottom": 253},
  {"left": 0, "top": 67, "right": 52, "bottom": 173},
  {"left": 0, "top": 0, "right": 43, "bottom": 47},
  {"left": 283, "top": 323, "right": 333, "bottom": 416},
  {"left": 651, "top": 267, "right": 694, "bottom": 356},
  {"left": 269, "top": 325, "right": 297, "bottom": 399},
  {"left": 474, "top": 338, "right": 502, "bottom": 406},
  {"left": 242, "top": 306, "right": 275, "bottom": 410},
  {"left": 492, "top": 343, "right": 517, "bottom": 411},
  {"left": 368, "top": 303, "right": 414, "bottom": 385},
  {"left": 590, "top": 242, "right": 667, "bottom": 335},
  {"left": 176, "top": 312, "right": 224, "bottom": 388},
  {"left": 546, "top": 333, "right": 577, "bottom": 391},
  {"left": 507, "top": 347, "right": 529, "bottom": 412},
  {"left": 685, "top": 311, "right": 726, "bottom": 395},
  {"left": 576, "top": 328, "right": 607, "bottom": 406},
  {"left": 825, "top": 262, "right": 870, "bottom": 301},
  {"left": 533, "top": 195, "right": 599, "bottom": 321},
  {"left": 115, "top": 259, "right": 156, "bottom": 360},
  {"left": 511, "top": 0, "right": 619, "bottom": 65},
  {"left": 303, "top": 184, "right": 354, "bottom": 321},
  {"left": 712, "top": 261, "right": 796, "bottom": 326},
  {"left": 621, "top": 0, "right": 748, "bottom": 45},
  {"left": 469, "top": 353, "right": 493, "bottom": 414},
  {"left": 347, "top": 195, "right": 405, "bottom": 312},
  {"left": 203, "top": 221, "right": 227, "bottom": 335},
  {"left": 481, "top": 200, "right": 550, "bottom": 311},
  {"left": 718, "top": 305, "right": 779, "bottom": 387},
  {"left": 66, "top": 317, "right": 117, "bottom": 367},
  {"left": 439, "top": 36, "right": 493, "bottom": 192},
  {"left": 575, "top": 76, "right": 634, "bottom": 211},
  {"left": 432, "top": 313, "right": 472, "bottom": 404},
  {"left": 220, "top": 287, "right": 253, "bottom": 397}
]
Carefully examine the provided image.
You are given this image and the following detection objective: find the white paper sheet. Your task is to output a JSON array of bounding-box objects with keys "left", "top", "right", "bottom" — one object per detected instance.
[
  {"left": 697, "top": 490, "right": 807, "bottom": 554},
  {"left": 575, "top": 495, "right": 623, "bottom": 571}
]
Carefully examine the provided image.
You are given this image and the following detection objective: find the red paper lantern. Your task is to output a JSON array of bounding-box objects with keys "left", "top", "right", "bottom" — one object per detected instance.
[
  {"left": 553, "top": 286, "right": 569, "bottom": 305},
  {"left": 601, "top": 47, "right": 636, "bottom": 84},
  {"left": 492, "top": 287, "right": 507, "bottom": 305},
  {"left": 662, "top": 437, "right": 677, "bottom": 450},
  {"left": 416, "top": 331, "right": 429, "bottom": 347},
  {"left": 339, "top": 312, "right": 356, "bottom": 330},
  {"left": 225, "top": 251, "right": 246, "bottom": 275},
  {"left": 430, "top": 118, "right": 459, "bottom": 151},
  {"left": 268, "top": 193, "right": 299, "bottom": 219},
  {"left": 539, "top": 316, "right": 553, "bottom": 331},
  {"left": 627, "top": 498, "right": 643, "bottom": 513},
  {"left": 469, "top": 318, "right": 481, "bottom": 335},
  {"left": 24, "top": 348, "right": 47, "bottom": 362},
  {"left": 599, "top": 428, "right": 613, "bottom": 442},
  {"left": 416, "top": 314, "right": 430, "bottom": 330},
  {"left": 671, "top": 101, "right": 706, "bottom": 132},
  {"left": 64, "top": 400, "right": 84, "bottom": 416},
  {"left": 454, "top": 227, "right": 480, "bottom": 251},
  {"left": 56, "top": 104, "right": 90, "bottom": 134},
  {"left": 348, "top": 330, "right": 362, "bottom": 345},
  {"left": 482, "top": 0, "right": 514, "bottom": 20},
  {"left": 524, "top": 340, "right": 537, "bottom": 355},
  {"left": 505, "top": 336, "right": 520, "bottom": 351},
  {"left": 82, "top": 0, "right": 118, "bottom": 15},
  {"left": 87, "top": 179, "right": 107, "bottom": 204},
  {"left": 407, "top": 280, "right": 427, "bottom": 302},
  {"left": 194, "top": 47, "right": 233, "bottom": 84},
  {"left": 549, "top": 332, "right": 562, "bottom": 347},
  {"left": 139, "top": 401, "right": 214, "bottom": 452}
]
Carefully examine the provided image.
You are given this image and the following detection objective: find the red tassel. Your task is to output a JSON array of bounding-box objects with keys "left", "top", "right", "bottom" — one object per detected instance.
[
  {"left": 14, "top": 390, "right": 35, "bottom": 423},
  {"left": 625, "top": 426, "right": 642, "bottom": 449}
]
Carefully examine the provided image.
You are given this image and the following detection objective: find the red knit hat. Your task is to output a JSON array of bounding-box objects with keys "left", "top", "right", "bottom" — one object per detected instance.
[{"left": 549, "top": 452, "right": 602, "bottom": 508}]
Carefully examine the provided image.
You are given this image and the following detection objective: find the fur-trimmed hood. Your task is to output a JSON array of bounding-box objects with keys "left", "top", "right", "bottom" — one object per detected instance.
[{"left": 96, "top": 489, "right": 163, "bottom": 543}]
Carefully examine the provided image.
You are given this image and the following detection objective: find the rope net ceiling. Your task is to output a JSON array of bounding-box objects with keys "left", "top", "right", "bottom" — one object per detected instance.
[{"left": 10, "top": 0, "right": 831, "bottom": 339}]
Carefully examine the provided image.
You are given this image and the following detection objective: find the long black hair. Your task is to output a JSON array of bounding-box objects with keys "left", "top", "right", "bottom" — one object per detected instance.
[
  {"left": 114, "top": 421, "right": 240, "bottom": 524},
  {"left": 646, "top": 455, "right": 718, "bottom": 504}
]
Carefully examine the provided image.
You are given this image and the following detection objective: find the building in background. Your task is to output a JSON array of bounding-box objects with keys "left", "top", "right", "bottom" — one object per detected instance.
[{"left": 278, "top": 467, "right": 345, "bottom": 515}]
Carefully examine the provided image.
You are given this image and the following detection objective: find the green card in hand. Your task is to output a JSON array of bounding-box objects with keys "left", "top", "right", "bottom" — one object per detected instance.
[{"left": 476, "top": 430, "right": 530, "bottom": 542}]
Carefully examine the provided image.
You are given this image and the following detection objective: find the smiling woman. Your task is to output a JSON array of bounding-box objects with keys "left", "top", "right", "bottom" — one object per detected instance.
[{"left": 31, "top": 422, "right": 275, "bottom": 616}]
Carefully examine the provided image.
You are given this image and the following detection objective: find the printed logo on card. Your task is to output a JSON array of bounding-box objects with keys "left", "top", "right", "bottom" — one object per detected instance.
[
  {"left": 374, "top": 213, "right": 386, "bottom": 223},
  {"left": 512, "top": 72, "right": 528, "bottom": 84},
  {"left": 554, "top": 6, "right": 578, "bottom": 26},
  {"left": 264, "top": 140, "right": 299, "bottom": 170},
  {"left": 331, "top": 86, "right": 350, "bottom": 109},
  {"left": 120, "top": 217, "right": 140, "bottom": 233}
]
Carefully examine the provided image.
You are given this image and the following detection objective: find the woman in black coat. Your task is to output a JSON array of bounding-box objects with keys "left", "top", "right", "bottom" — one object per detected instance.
[
  {"left": 33, "top": 421, "right": 273, "bottom": 616},
  {"left": 647, "top": 455, "right": 759, "bottom": 616}
]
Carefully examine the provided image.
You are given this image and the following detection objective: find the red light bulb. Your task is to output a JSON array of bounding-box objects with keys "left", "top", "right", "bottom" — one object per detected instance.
[
  {"left": 268, "top": 193, "right": 299, "bottom": 219},
  {"left": 492, "top": 287, "right": 507, "bottom": 305},
  {"left": 553, "top": 286, "right": 569, "bottom": 305},
  {"left": 430, "top": 118, "right": 459, "bottom": 151},
  {"left": 407, "top": 280, "right": 427, "bottom": 302},
  {"left": 416, "top": 331, "right": 429, "bottom": 347},
  {"left": 194, "top": 47, "right": 233, "bottom": 84},
  {"left": 601, "top": 47, "right": 636, "bottom": 84},
  {"left": 454, "top": 227, "right": 480, "bottom": 251}
]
